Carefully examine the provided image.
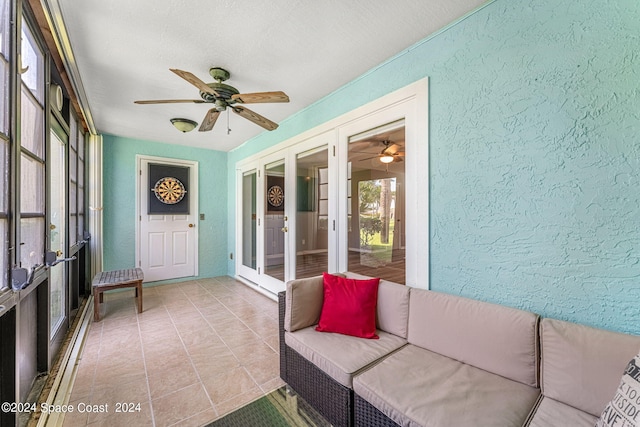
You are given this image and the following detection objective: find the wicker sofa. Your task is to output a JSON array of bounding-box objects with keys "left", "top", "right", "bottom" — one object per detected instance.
[
  {"left": 279, "top": 272, "right": 410, "bottom": 426},
  {"left": 278, "top": 272, "right": 640, "bottom": 427}
]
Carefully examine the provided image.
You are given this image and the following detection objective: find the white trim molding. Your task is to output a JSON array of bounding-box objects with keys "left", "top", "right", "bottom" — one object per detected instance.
[{"left": 88, "top": 134, "right": 103, "bottom": 278}]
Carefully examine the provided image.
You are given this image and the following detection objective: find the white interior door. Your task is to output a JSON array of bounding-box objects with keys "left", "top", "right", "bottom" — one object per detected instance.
[{"left": 138, "top": 156, "right": 198, "bottom": 282}]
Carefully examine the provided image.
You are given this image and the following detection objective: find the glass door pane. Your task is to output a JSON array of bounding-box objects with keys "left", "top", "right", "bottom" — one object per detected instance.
[
  {"left": 241, "top": 171, "right": 257, "bottom": 270},
  {"left": 347, "top": 121, "right": 406, "bottom": 284},
  {"left": 264, "top": 161, "right": 286, "bottom": 282},
  {"left": 295, "top": 146, "right": 329, "bottom": 279},
  {"left": 49, "top": 128, "right": 66, "bottom": 336}
]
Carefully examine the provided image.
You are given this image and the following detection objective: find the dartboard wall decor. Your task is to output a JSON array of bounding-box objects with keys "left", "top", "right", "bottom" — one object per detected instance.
[
  {"left": 267, "top": 185, "right": 284, "bottom": 207},
  {"left": 152, "top": 177, "right": 187, "bottom": 204},
  {"left": 266, "top": 175, "right": 285, "bottom": 212},
  {"left": 148, "top": 164, "right": 190, "bottom": 214}
]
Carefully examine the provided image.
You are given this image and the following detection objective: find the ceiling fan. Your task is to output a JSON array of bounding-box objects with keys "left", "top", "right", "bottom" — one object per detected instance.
[
  {"left": 362, "top": 140, "right": 405, "bottom": 164},
  {"left": 134, "top": 67, "right": 289, "bottom": 132}
]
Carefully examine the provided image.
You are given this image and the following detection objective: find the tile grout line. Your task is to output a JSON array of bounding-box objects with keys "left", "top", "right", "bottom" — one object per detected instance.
[
  {"left": 84, "top": 321, "right": 102, "bottom": 406},
  {"left": 135, "top": 297, "right": 157, "bottom": 427}
]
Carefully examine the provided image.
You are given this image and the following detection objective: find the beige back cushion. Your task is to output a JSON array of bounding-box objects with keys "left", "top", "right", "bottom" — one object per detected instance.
[
  {"left": 343, "top": 272, "right": 410, "bottom": 338},
  {"left": 408, "top": 289, "right": 540, "bottom": 387},
  {"left": 540, "top": 318, "right": 640, "bottom": 417},
  {"left": 284, "top": 276, "right": 324, "bottom": 332}
]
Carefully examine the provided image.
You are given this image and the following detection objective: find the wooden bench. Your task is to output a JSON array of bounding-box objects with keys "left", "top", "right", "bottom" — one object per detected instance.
[{"left": 92, "top": 268, "right": 144, "bottom": 321}]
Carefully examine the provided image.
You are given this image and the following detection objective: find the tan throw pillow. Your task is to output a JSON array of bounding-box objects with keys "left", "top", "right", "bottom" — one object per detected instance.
[{"left": 595, "top": 350, "right": 640, "bottom": 427}]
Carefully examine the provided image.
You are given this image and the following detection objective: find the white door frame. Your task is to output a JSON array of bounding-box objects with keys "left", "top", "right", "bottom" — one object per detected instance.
[
  {"left": 235, "top": 78, "right": 429, "bottom": 289},
  {"left": 135, "top": 155, "right": 199, "bottom": 280}
]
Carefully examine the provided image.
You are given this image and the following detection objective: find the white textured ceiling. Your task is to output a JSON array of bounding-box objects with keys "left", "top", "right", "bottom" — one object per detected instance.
[{"left": 56, "top": 0, "right": 486, "bottom": 152}]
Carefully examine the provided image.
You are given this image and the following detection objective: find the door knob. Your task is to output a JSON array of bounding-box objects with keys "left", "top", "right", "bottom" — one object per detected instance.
[
  {"left": 188, "top": 224, "right": 195, "bottom": 228},
  {"left": 281, "top": 227, "right": 288, "bottom": 232}
]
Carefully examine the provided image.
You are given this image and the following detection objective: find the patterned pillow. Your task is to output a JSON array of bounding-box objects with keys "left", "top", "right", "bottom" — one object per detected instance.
[{"left": 595, "top": 350, "right": 640, "bottom": 427}]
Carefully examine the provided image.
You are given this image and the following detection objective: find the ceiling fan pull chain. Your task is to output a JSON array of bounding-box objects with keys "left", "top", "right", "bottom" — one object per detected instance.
[{"left": 227, "top": 109, "right": 231, "bottom": 134}]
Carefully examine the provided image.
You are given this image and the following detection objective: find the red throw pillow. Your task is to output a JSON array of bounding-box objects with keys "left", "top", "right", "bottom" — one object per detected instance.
[{"left": 315, "top": 272, "right": 380, "bottom": 339}]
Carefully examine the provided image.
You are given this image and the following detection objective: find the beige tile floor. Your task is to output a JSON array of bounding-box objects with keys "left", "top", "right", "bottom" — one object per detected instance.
[{"left": 62, "top": 276, "right": 284, "bottom": 427}]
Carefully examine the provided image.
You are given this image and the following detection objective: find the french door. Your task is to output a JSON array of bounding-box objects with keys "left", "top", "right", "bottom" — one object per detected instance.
[
  {"left": 236, "top": 153, "right": 291, "bottom": 294},
  {"left": 342, "top": 118, "right": 407, "bottom": 284},
  {"left": 236, "top": 134, "right": 334, "bottom": 294},
  {"left": 238, "top": 168, "right": 258, "bottom": 280},
  {"left": 236, "top": 79, "right": 428, "bottom": 291},
  {"left": 294, "top": 144, "right": 331, "bottom": 280},
  {"left": 261, "top": 154, "right": 288, "bottom": 293}
]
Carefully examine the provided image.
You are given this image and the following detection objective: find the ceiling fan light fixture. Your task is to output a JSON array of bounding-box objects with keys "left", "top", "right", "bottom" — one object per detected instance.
[
  {"left": 379, "top": 154, "right": 395, "bottom": 164},
  {"left": 170, "top": 118, "right": 198, "bottom": 133}
]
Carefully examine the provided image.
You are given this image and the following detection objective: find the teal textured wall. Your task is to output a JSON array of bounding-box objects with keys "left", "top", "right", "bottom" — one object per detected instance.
[
  {"left": 226, "top": 0, "right": 640, "bottom": 334},
  {"left": 428, "top": 0, "right": 640, "bottom": 335},
  {"left": 102, "top": 134, "right": 228, "bottom": 278}
]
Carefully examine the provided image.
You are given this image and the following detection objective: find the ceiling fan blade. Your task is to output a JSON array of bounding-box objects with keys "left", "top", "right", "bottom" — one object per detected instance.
[
  {"left": 383, "top": 143, "right": 401, "bottom": 155},
  {"left": 395, "top": 152, "right": 405, "bottom": 156},
  {"left": 231, "top": 91, "right": 289, "bottom": 104},
  {"left": 199, "top": 108, "right": 220, "bottom": 132},
  {"left": 170, "top": 68, "right": 220, "bottom": 97},
  {"left": 232, "top": 106, "right": 278, "bottom": 131},
  {"left": 134, "top": 99, "right": 205, "bottom": 104}
]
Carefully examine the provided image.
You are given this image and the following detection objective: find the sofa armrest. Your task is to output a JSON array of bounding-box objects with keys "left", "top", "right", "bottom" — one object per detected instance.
[{"left": 284, "top": 275, "right": 324, "bottom": 332}]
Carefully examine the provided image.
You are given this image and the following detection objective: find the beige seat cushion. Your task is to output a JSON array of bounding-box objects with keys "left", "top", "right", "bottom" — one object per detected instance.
[
  {"left": 353, "top": 344, "right": 540, "bottom": 427},
  {"left": 527, "top": 397, "right": 598, "bottom": 427},
  {"left": 285, "top": 327, "right": 407, "bottom": 388}
]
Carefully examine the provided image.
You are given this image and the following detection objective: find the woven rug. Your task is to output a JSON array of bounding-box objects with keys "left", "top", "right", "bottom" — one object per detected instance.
[{"left": 207, "top": 386, "right": 330, "bottom": 427}]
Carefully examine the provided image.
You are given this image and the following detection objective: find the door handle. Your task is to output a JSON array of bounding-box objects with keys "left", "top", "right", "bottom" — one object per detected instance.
[
  {"left": 45, "top": 251, "right": 76, "bottom": 267},
  {"left": 188, "top": 224, "right": 195, "bottom": 228},
  {"left": 281, "top": 227, "right": 288, "bottom": 232}
]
